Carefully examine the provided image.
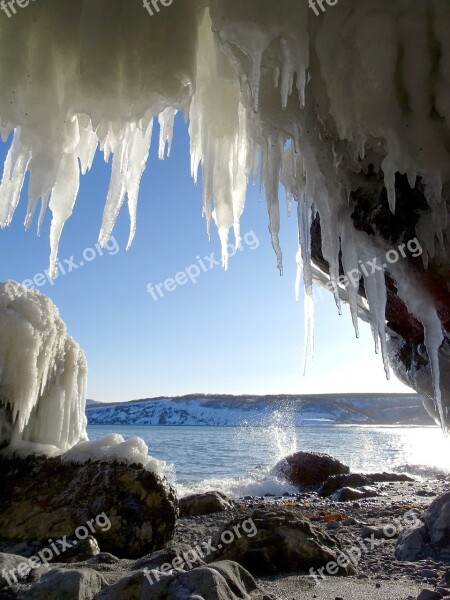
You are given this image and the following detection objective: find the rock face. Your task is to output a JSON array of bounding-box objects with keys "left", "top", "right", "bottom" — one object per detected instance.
[
  {"left": 179, "top": 491, "right": 234, "bottom": 517},
  {"left": 210, "top": 509, "right": 354, "bottom": 577},
  {"left": 275, "top": 452, "right": 350, "bottom": 488},
  {"left": 0, "top": 456, "right": 177, "bottom": 559},
  {"left": 396, "top": 492, "right": 450, "bottom": 562},
  {"left": 310, "top": 175, "right": 450, "bottom": 430}
]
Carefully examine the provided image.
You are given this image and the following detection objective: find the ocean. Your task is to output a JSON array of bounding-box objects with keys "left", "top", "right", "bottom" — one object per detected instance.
[{"left": 86, "top": 423, "right": 450, "bottom": 499}]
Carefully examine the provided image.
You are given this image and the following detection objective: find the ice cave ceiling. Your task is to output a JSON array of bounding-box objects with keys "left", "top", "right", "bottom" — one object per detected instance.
[{"left": 0, "top": 0, "right": 449, "bottom": 437}]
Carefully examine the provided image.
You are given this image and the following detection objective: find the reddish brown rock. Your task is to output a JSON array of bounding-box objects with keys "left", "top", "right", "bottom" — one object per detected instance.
[{"left": 274, "top": 451, "right": 349, "bottom": 488}]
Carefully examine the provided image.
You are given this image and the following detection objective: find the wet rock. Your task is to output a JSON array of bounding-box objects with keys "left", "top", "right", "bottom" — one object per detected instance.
[
  {"left": 179, "top": 491, "right": 233, "bottom": 517},
  {"left": 273, "top": 452, "right": 349, "bottom": 488},
  {"left": 332, "top": 486, "right": 379, "bottom": 502},
  {"left": 319, "top": 474, "right": 374, "bottom": 497},
  {"left": 209, "top": 509, "right": 354, "bottom": 576},
  {"left": 0, "top": 455, "right": 177, "bottom": 559},
  {"left": 365, "top": 472, "right": 414, "bottom": 483},
  {"left": 23, "top": 568, "right": 106, "bottom": 600}
]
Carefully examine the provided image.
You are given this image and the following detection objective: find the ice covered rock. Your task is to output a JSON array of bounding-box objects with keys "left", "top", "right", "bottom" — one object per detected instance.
[
  {"left": 274, "top": 451, "right": 349, "bottom": 488},
  {"left": 0, "top": 282, "right": 87, "bottom": 453},
  {"left": 0, "top": 455, "right": 177, "bottom": 559}
]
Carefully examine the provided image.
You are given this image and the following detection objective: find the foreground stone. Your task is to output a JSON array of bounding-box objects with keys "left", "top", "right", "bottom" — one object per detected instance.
[
  {"left": 396, "top": 491, "right": 450, "bottom": 561},
  {"left": 179, "top": 491, "right": 233, "bottom": 517},
  {"left": 23, "top": 568, "right": 106, "bottom": 599},
  {"left": 273, "top": 452, "right": 349, "bottom": 488},
  {"left": 95, "top": 560, "right": 257, "bottom": 600},
  {"left": 210, "top": 509, "right": 354, "bottom": 576},
  {"left": 0, "top": 553, "right": 33, "bottom": 588},
  {"left": 0, "top": 456, "right": 177, "bottom": 559}
]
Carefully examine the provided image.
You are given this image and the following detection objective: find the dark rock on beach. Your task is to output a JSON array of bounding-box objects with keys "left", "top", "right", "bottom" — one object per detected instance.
[
  {"left": 274, "top": 451, "right": 350, "bottom": 488},
  {"left": 332, "top": 486, "right": 380, "bottom": 502},
  {"left": 396, "top": 491, "right": 450, "bottom": 562},
  {"left": 179, "top": 491, "right": 234, "bottom": 517},
  {"left": 209, "top": 508, "right": 354, "bottom": 577},
  {"left": 0, "top": 456, "right": 177, "bottom": 559},
  {"left": 319, "top": 473, "right": 375, "bottom": 497}
]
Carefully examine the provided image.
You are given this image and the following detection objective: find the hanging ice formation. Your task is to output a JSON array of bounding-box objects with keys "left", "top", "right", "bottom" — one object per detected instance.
[{"left": 0, "top": 0, "right": 448, "bottom": 432}]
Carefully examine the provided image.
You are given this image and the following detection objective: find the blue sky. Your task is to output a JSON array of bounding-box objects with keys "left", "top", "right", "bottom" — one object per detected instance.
[{"left": 0, "top": 116, "right": 411, "bottom": 403}]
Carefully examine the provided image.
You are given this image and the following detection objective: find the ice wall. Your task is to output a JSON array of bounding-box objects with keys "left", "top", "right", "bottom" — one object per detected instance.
[
  {"left": 0, "top": 0, "right": 448, "bottom": 426},
  {"left": 0, "top": 282, "right": 87, "bottom": 453}
]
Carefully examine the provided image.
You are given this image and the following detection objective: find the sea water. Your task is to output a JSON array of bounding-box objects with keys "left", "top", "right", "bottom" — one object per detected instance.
[{"left": 87, "top": 423, "right": 450, "bottom": 498}]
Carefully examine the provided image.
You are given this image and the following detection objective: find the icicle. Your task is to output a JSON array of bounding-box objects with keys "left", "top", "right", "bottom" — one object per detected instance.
[{"left": 158, "top": 107, "right": 177, "bottom": 160}]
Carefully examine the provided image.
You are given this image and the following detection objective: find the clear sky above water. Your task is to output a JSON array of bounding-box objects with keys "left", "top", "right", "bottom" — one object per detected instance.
[{"left": 0, "top": 115, "right": 411, "bottom": 403}]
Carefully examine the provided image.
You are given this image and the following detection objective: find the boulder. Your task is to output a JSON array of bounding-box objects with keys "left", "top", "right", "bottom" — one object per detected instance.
[
  {"left": 95, "top": 560, "right": 257, "bottom": 600},
  {"left": 395, "top": 492, "right": 450, "bottom": 561},
  {"left": 23, "top": 568, "right": 106, "bottom": 600},
  {"left": 0, "top": 456, "right": 177, "bottom": 559},
  {"left": 332, "top": 486, "right": 379, "bottom": 502},
  {"left": 209, "top": 509, "right": 354, "bottom": 576},
  {"left": 274, "top": 452, "right": 349, "bottom": 488},
  {"left": 417, "top": 590, "right": 444, "bottom": 600},
  {"left": 179, "top": 491, "right": 233, "bottom": 517},
  {"left": 319, "top": 473, "right": 374, "bottom": 497},
  {"left": 0, "top": 553, "right": 33, "bottom": 589},
  {"left": 395, "top": 525, "right": 428, "bottom": 561},
  {"left": 423, "top": 491, "right": 450, "bottom": 549}
]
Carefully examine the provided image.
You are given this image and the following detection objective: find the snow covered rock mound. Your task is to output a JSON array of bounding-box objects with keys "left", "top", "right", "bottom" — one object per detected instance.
[{"left": 0, "top": 281, "right": 87, "bottom": 453}]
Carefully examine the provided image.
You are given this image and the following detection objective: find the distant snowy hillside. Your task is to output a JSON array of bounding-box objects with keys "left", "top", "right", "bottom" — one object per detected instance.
[{"left": 86, "top": 394, "right": 434, "bottom": 427}]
